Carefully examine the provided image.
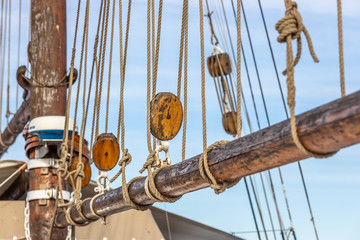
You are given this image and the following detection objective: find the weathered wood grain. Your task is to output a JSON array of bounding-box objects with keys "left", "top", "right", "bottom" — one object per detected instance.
[{"left": 56, "top": 90, "right": 360, "bottom": 227}]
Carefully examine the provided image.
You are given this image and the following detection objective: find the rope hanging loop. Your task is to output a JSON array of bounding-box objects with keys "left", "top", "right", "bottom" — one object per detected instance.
[
  {"left": 276, "top": 0, "right": 338, "bottom": 159},
  {"left": 199, "top": 141, "right": 241, "bottom": 194}
]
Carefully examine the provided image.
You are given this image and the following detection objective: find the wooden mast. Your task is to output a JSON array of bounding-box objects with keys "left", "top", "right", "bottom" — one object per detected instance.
[
  {"left": 28, "top": 0, "right": 68, "bottom": 239},
  {"left": 55, "top": 90, "right": 360, "bottom": 227}
]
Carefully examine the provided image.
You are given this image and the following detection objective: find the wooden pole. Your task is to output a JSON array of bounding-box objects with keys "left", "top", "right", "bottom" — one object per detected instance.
[
  {"left": 56, "top": 90, "right": 360, "bottom": 227},
  {"left": 29, "top": 0, "right": 68, "bottom": 239}
]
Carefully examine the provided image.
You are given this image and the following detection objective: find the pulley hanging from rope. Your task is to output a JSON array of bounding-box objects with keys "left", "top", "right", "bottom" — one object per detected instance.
[
  {"left": 150, "top": 92, "right": 183, "bottom": 141},
  {"left": 205, "top": 7, "right": 238, "bottom": 137},
  {"left": 92, "top": 133, "right": 120, "bottom": 171}
]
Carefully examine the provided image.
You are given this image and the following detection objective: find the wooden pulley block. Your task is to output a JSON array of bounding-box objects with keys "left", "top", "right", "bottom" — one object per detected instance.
[
  {"left": 207, "top": 53, "right": 232, "bottom": 78},
  {"left": 68, "top": 134, "right": 90, "bottom": 160},
  {"left": 92, "top": 133, "right": 120, "bottom": 171},
  {"left": 150, "top": 92, "right": 183, "bottom": 141},
  {"left": 17, "top": 65, "right": 30, "bottom": 90},
  {"left": 222, "top": 111, "right": 237, "bottom": 136},
  {"left": 68, "top": 156, "right": 91, "bottom": 188}
]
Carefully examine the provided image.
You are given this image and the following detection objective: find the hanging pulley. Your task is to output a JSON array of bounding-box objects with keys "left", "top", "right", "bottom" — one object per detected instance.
[
  {"left": 207, "top": 52, "right": 232, "bottom": 78},
  {"left": 150, "top": 92, "right": 183, "bottom": 141},
  {"left": 92, "top": 133, "right": 120, "bottom": 171},
  {"left": 207, "top": 46, "right": 238, "bottom": 137}
]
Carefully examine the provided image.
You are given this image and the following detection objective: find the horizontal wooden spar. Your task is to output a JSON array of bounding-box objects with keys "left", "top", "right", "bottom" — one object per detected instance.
[
  {"left": 0, "top": 93, "right": 30, "bottom": 158},
  {"left": 56, "top": 90, "right": 360, "bottom": 227}
]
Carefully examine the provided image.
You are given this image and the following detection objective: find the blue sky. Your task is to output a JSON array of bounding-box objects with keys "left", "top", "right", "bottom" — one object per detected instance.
[{"left": 1, "top": 0, "right": 359, "bottom": 239}]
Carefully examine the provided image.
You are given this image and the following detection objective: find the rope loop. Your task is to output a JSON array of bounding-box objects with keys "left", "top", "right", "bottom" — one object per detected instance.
[
  {"left": 139, "top": 150, "right": 159, "bottom": 174},
  {"left": 119, "top": 149, "right": 132, "bottom": 167},
  {"left": 199, "top": 140, "right": 241, "bottom": 194}
]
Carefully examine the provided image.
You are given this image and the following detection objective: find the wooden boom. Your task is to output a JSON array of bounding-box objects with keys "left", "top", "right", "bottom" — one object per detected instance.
[
  {"left": 56, "top": 90, "right": 360, "bottom": 227},
  {"left": 0, "top": 93, "right": 30, "bottom": 158}
]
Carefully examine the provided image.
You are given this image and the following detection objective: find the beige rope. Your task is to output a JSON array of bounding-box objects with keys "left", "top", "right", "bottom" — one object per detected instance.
[
  {"left": 140, "top": 152, "right": 182, "bottom": 203},
  {"left": 276, "top": 0, "right": 337, "bottom": 158},
  {"left": 337, "top": 0, "right": 345, "bottom": 97},
  {"left": 198, "top": 140, "right": 241, "bottom": 194},
  {"left": 236, "top": 0, "right": 241, "bottom": 137},
  {"left": 199, "top": 0, "right": 207, "bottom": 150},
  {"left": 105, "top": 0, "right": 116, "bottom": 133},
  {"left": 182, "top": 0, "right": 189, "bottom": 162},
  {"left": 95, "top": 0, "right": 110, "bottom": 137},
  {"left": 146, "top": 0, "right": 152, "bottom": 153}
]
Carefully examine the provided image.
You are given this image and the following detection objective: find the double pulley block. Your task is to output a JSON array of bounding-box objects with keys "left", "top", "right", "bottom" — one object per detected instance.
[{"left": 207, "top": 48, "right": 238, "bottom": 136}]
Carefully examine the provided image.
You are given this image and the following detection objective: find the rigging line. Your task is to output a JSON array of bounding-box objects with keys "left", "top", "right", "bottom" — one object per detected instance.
[
  {"left": 217, "top": 0, "right": 260, "bottom": 130},
  {"left": 216, "top": 0, "right": 239, "bottom": 110},
  {"left": 260, "top": 172, "right": 278, "bottom": 240},
  {"left": 95, "top": 0, "right": 110, "bottom": 138},
  {"left": 211, "top": 0, "right": 257, "bottom": 132},
  {"left": 199, "top": 0, "right": 207, "bottom": 150},
  {"left": 249, "top": 175, "right": 269, "bottom": 240},
  {"left": 228, "top": 2, "right": 287, "bottom": 238},
  {"left": 117, "top": 0, "right": 123, "bottom": 141},
  {"left": 337, "top": 0, "right": 345, "bottom": 97},
  {"left": 181, "top": 0, "right": 189, "bottom": 162},
  {"left": 266, "top": 171, "right": 287, "bottom": 240},
  {"left": 26, "top": 0, "right": 30, "bottom": 73},
  {"left": 118, "top": 0, "right": 133, "bottom": 151},
  {"left": 176, "top": 0, "right": 186, "bottom": 98},
  {"left": 210, "top": 0, "right": 237, "bottom": 112},
  {"left": 256, "top": 1, "right": 315, "bottom": 238},
  {"left": 298, "top": 162, "right": 319, "bottom": 240},
  {"left": 5, "top": 0, "right": 11, "bottom": 123},
  {"left": 256, "top": 0, "right": 288, "bottom": 119},
  {"left": 89, "top": 0, "right": 106, "bottom": 159},
  {"left": 239, "top": 0, "right": 270, "bottom": 126},
  {"left": 69, "top": 0, "right": 93, "bottom": 163},
  {"left": 234, "top": 1, "right": 296, "bottom": 238},
  {"left": 105, "top": 0, "right": 116, "bottom": 133},
  {"left": 208, "top": 0, "right": 251, "bottom": 135},
  {"left": 151, "top": 0, "right": 163, "bottom": 99},
  {"left": 16, "top": 0, "right": 21, "bottom": 110},
  {"left": 244, "top": 177, "right": 262, "bottom": 240},
  {"left": 83, "top": 0, "right": 104, "bottom": 138},
  {"left": 0, "top": 0, "right": 8, "bottom": 148},
  {"left": 146, "top": 0, "right": 152, "bottom": 153}
]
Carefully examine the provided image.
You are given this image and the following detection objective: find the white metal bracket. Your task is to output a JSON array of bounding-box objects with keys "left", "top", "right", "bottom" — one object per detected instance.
[
  {"left": 27, "top": 158, "right": 60, "bottom": 170},
  {"left": 26, "top": 189, "right": 71, "bottom": 202}
]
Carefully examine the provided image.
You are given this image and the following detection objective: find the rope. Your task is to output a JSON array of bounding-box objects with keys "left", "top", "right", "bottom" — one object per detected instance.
[
  {"left": 176, "top": 0, "right": 189, "bottom": 161},
  {"left": 105, "top": 0, "right": 116, "bottom": 133},
  {"left": 16, "top": 0, "right": 21, "bottom": 110},
  {"left": 95, "top": 0, "right": 110, "bottom": 137},
  {"left": 5, "top": 0, "right": 11, "bottom": 123},
  {"left": 0, "top": 0, "right": 8, "bottom": 148},
  {"left": 236, "top": 0, "right": 241, "bottom": 137},
  {"left": 146, "top": 0, "right": 152, "bottom": 152},
  {"left": 276, "top": 0, "right": 337, "bottom": 159},
  {"left": 250, "top": 176, "right": 269, "bottom": 240},
  {"left": 337, "top": 0, "right": 345, "bottom": 97},
  {"left": 198, "top": 140, "right": 240, "bottom": 194},
  {"left": 140, "top": 151, "right": 182, "bottom": 203}
]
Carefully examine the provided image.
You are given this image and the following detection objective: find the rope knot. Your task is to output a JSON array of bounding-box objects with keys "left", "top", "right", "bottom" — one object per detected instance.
[
  {"left": 139, "top": 151, "right": 158, "bottom": 174},
  {"left": 119, "top": 149, "right": 132, "bottom": 166},
  {"left": 74, "top": 163, "right": 85, "bottom": 180},
  {"left": 275, "top": 1, "right": 303, "bottom": 43}
]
